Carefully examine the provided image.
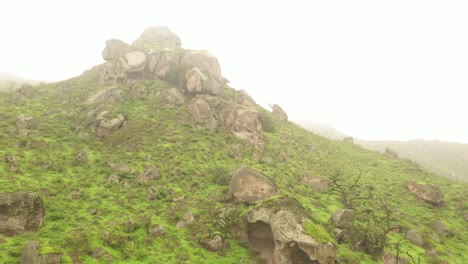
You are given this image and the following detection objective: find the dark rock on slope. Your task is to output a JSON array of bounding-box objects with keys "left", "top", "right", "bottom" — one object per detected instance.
[{"left": 0, "top": 192, "right": 45, "bottom": 236}]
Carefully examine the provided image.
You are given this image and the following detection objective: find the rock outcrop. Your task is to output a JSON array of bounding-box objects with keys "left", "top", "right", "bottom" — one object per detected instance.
[
  {"left": 86, "top": 86, "right": 123, "bottom": 104},
  {"left": 20, "top": 241, "right": 62, "bottom": 264},
  {"left": 270, "top": 104, "right": 288, "bottom": 122},
  {"left": 243, "top": 200, "right": 337, "bottom": 264},
  {"left": 406, "top": 181, "right": 444, "bottom": 205},
  {"left": 226, "top": 167, "right": 278, "bottom": 204},
  {"left": 131, "top": 26, "right": 181, "bottom": 51},
  {"left": 0, "top": 192, "right": 45, "bottom": 236},
  {"left": 186, "top": 97, "right": 218, "bottom": 132}
]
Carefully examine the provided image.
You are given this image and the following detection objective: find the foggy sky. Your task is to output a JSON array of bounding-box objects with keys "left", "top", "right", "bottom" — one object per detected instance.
[{"left": 1, "top": 0, "right": 467, "bottom": 143}]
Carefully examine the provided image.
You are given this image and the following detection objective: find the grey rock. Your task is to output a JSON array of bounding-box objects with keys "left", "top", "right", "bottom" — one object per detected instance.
[
  {"left": 330, "top": 209, "right": 354, "bottom": 229},
  {"left": 0, "top": 192, "right": 45, "bottom": 236},
  {"left": 226, "top": 166, "right": 278, "bottom": 204},
  {"left": 148, "top": 225, "right": 166, "bottom": 236}
]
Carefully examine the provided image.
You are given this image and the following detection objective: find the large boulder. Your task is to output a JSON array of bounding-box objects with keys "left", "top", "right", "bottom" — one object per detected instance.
[
  {"left": 86, "top": 86, "right": 123, "bottom": 104},
  {"left": 271, "top": 104, "right": 288, "bottom": 122},
  {"left": 132, "top": 26, "right": 181, "bottom": 51},
  {"left": 245, "top": 202, "right": 338, "bottom": 264},
  {"left": 0, "top": 192, "right": 45, "bottom": 236},
  {"left": 226, "top": 166, "right": 278, "bottom": 204},
  {"left": 146, "top": 51, "right": 180, "bottom": 79},
  {"left": 92, "top": 111, "right": 125, "bottom": 137},
  {"left": 184, "top": 67, "right": 222, "bottom": 95},
  {"left": 181, "top": 50, "right": 222, "bottom": 79},
  {"left": 234, "top": 90, "right": 256, "bottom": 109},
  {"left": 186, "top": 97, "right": 217, "bottom": 132},
  {"left": 406, "top": 181, "right": 444, "bottom": 205},
  {"left": 330, "top": 209, "right": 354, "bottom": 229},
  {"left": 122, "top": 51, "right": 147, "bottom": 73},
  {"left": 102, "top": 39, "right": 131, "bottom": 61},
  {"left": 20, "top": 241, "right": 62, "bottom": 264},
  {"left": 231, "top": 109, "right": 264, "bottom": 151}
]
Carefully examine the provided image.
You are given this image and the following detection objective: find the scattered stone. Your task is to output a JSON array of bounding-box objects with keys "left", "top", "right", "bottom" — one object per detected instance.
[
  {"left": 148, "top": 225, "right": 166, "bottom": 236},
  {"left": 15, "top": 114, "right": 34, "bottom": 129},
  {"left": 202, "top": 234, "right": 227, "bottom": 252},
  {"left": 176, "top": 210, "right": 194, "bottom": 229},
  {"left": 86, "top": 86, "right": 123, "bottom": 104},
  {"left": 146, "top": 186, "right": 159, "bottom": 201},
  {"left": 164, "top": 87, "right": 185, "bottom": 106},
  {"left": 403, "top": 229, "right": 424, "bottom": 246},
  {"left": 137, "top": 164, "right": 160, "bottom": 184},
  {"left": 231, "top": 109, "right": 264, "bottom": 151},
  {"left": 69, "top": 190, "right": 81, "bottom": 200},
  {"left": 226, "top": 166, "right": 278, "bottom": 204},
  {"left": 92, "top": 247, "right": 107, "bottom": 259},
  {"left": 74, "top": 150, "right": 88, "bottom": 165},
  {"left": 270, "top": 104, "right": 288, "bottom": 122},
  {"left": 0, "top": 192, "right": 45, "bottom": 237},
  {"left": 302, "top": 173, "right": 329, "bottom": 192},
  {"left": 343, "top": 136, "right": 354, "bottom": 143},
  {"left": 5, "top": 155, "right": 20, "bottom": 164},
  {"left": 406, "top": 181, "right": 444, "bottom": 205},
  {"left": 88, "top": 208, "right": 99, "bottom": 215},
  {"left": 107, "top": 173, "right": 120, "bottom": 184},
  {"left": 433, "top": 220, "right": 449, "bottom": 237},
  {"left": 20, "top": 241, "right": 62, "bottom": 264},
  {"left": 330, "top": 209, "right": 354, "bottom": 229}
]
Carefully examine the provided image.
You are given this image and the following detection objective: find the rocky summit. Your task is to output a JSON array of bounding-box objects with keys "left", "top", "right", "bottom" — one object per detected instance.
[{"left": 0, "top": 27, "right": 466, "bottom": 264}]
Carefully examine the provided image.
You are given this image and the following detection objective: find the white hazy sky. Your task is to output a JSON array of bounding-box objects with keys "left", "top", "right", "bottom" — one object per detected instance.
[{"left": 1, "top": 0, "right": 467, "bottom": 143}]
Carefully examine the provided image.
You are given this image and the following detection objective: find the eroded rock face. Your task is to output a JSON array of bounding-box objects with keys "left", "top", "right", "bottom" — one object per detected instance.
[
  {"left": 271, "top": 104, "right": 288, "bottom": 122},
  {"left": 122, "top": 51, "right": 147, "bottom": 73},
  {"left": 245, "top": 205, "right": 337, "bottom": 264},
  {"left": 226, "top": 166, "right": 278, "bottom": 204},
  {"left": 21, "top": 241, "right": 62, "bottom": 264},
  {"left": 0, "top": 192, "right": 45, "bottom": 236},
  {"left": 234, "top": 90, "right": 257, "bottom": 109},
  {"left": 406, "top": 181, "right": 444, "bottom": 205},
  {"left": 146, "top": 52, "right": 180, "bottom": 79},
  {"left": 132, "top": 26, "right": 181, "bottom": 51},
  {"left": 181, "top": 50, "right": 221, "bottom": 79}
]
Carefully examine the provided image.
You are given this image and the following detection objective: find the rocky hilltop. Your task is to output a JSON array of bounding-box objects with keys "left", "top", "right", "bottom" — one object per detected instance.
[{"left": 0, "top": 27, "right": 466, "bottom": 264}]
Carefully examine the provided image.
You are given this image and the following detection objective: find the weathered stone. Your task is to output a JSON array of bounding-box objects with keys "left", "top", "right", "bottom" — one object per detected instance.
[
  {"left": 86, "top": 86, "right": 123, "bottom": 104},
  {"left": 226, "top": 166, "right": 278, "bottom": 204},
  {"left": 403, "top": 229, "right": 424, "bottom": 246},
  {"left": 231, "top": 110, "right": 264, "bottom": 151},
  {"left": 16, "top": 114, "right": 33, "bottom": 129},
  {"left": 245, "top": 203, "right": 337, "bottom": 264},
  {"left": 181, "top": 50, "right": 222, "bottom": 79},
  {"left": 107, "top": 173, "right": 120, "bottom": 184},
  {"left": 234, "top": 90, "right": 256, "bottom": 109},
  {"left": 5, "top": 155, "right": 20, "bottom": 164},
  {"left": 102, "top": 39, "right": 131, "bottom": 61},
  {"left": 176, "top": 210, "right": 194, "bottom": 229},
  {"left": 302, "top": 173, "right": 329, "bottom": 192},
  {"left": 69, "top": 190, "right": 81, "bottom": 200},
  {"left": 202, "top": 234, "right": 226, "bottom": 252},
  {"left": 271, "top": 104, "right": 288, "bottom": 122},
  {"left": 433, "top": 220, "right": 449, "bottom": 237},
  {"left": 88, "top": 208, "right": 99, "bottom": 215},
  {"left": 136, "top": 164, "right": 160, "bottom": 184},
  {"left": 343, "top": 136, "right": 354, "bottom": 143},
  {"left": 330, "top": 209, "right": 354, "bottom": 229},
  {"left": 123, "top": 51, "right": 147, "bottom": 72},
  {"left": 184, "top": 67, "right": 222, "bottom": 95},
  {"left": 186, "top": 97, "right": 217, "bottom": 132},
  {"left": 148, "top": 225, "right": 166, "bottom": 236},
  {"left": 146, "top": 186, "right": 159, "bottom": 201},
  {"left": 132, "top": 26, "right": 181, "bottom": 51},
  {"left": 74, "top": 150, "right": 88, "bottom": 165},
  {"left": 0, "top": 192, "right": 45, "bottom": 236},
  {"left": 406, "top": 181, "right": 444, "bottom": 205},
  {"left": 20, "top": 241, "right": 62, "bottom": 264},
  {"left": 94, "top": 111, "right": 125, "bottom": 137},
  {"left": 164, "top": 87, "right": 185, "bottom": 106}
]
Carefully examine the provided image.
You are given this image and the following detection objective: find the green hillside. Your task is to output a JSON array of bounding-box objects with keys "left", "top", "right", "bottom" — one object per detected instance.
[{"left": 0, "top": 28, "right": 467, "bottom": 264}]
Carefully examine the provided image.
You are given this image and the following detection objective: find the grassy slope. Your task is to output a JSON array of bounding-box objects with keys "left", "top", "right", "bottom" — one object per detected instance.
[
  {"left": 0, "top": 67, "right": 466, "bottom": 263},
  {"left": 300, "top": 121, "right": 468, "bottom": 183}
]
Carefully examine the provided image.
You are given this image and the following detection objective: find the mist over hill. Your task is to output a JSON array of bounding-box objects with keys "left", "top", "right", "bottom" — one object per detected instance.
[
  {"left": 0, "top": 28, "right": 466, "bottom": 264},
  {"left": 300, "top": 121, "right": 468, "bottom": 182},
  {"left": 0, "top": 70, "right": 41, "bottom": 91}
]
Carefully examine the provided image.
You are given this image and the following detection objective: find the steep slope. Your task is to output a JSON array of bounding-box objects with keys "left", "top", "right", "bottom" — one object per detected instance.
[{"left": 0, "top": 28, "right": 466, "bottom": 264}]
